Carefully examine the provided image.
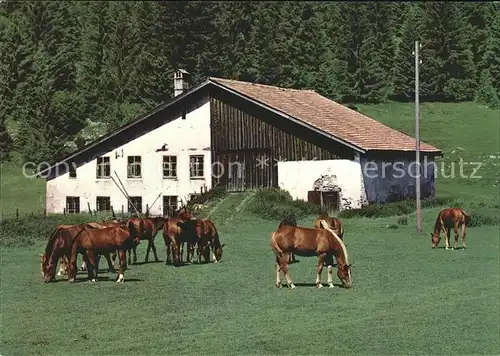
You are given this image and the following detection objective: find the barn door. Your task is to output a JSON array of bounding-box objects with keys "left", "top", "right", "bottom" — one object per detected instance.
[
  {"left": 322, "top": 191, "right": 340, "bottom": 214},
  {"left": 228, "top": 152, "right": 245, "bottom": 191}
]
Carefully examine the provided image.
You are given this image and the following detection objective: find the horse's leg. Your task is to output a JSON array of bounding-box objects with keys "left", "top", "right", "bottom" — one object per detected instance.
[
  {"left": 105, "top": 253, "right": 115, "bottom": 272},
  {"left": 315, "top": 253, "right": 326, "bottom": 288},
  {"left": 445, "top": 228, "right": 451, "bottom": 250},
  {"left": 461, "top": 222, "right": 467, "bottom": 249},
  {"left": 151, "top": 238, "right": 159, "bottom": 262},
  {"left": 278, "top": 256, "right": 295, "bottom": 289},
  {"left": 127, "top": 247, "right": 132, "bottom": 265},
  {"left": 179, "top": 242, "right": 184, "bottom": 263},
  {"left": 453, "top": 221, "right": 459, "bottom": 250},
  {"left": 86, "top": 250, "right": 97, "bottom": 282},
  {"left": 326, "top": 254, "right": 335, "bottom": 288},
  {"left": 116, "top": 249, "right": 126, "bottom": 283},
  {"left": 196, "top": 242, "right": 203, "bottom": 264},
  {"left": 132, "top": 245, "right": 137, "bottom": 264},
  {"left": 275, "top": 258, "right": 282, "bottom": 288},
  {"left": 145, "top": 239, "right": 152, "bottom": 263}
]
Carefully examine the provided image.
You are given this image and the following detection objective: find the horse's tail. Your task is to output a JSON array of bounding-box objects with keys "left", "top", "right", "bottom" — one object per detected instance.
[
  {"left": 270, "top": 231, "right": 284, "bottom": 255},
  {"left": 44, "top": 226, "right": 61, "bottom": 254},
  {"left": 461, "top": 209, "right": 470, "bottom": 225}
]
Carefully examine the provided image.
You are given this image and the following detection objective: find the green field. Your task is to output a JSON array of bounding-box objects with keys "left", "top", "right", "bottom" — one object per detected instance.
[
  {"left": 1, "top": 201, "right": 499, "bottom": 355},
  {"left": 1, "top": 101, "right": 499, "bottom": 355}
]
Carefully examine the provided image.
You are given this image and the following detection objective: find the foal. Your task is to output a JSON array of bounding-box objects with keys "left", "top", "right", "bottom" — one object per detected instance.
[
  {"left": 271, "top": 219, "right": 353, "bottom": 289},
  {"left": 431, "top": 208, "right": 470, "bottom": 250}
]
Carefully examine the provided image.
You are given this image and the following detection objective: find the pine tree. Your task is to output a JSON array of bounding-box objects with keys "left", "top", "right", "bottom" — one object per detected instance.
[
  {"left": 420, "top": 2, "right": 476, "bottom": 101},
  {"left": 359, "top": 2, "right": 396, "bottom": 103},
  {"left": 392, "top": 3, "right": 425, "bottom": 101}
]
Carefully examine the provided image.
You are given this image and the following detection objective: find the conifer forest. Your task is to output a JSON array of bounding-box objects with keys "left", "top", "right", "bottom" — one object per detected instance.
[{"left": 0, "top": 1, "right": 499, "bottom": 165}]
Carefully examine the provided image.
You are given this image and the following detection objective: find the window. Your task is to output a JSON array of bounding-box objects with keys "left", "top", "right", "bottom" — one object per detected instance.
[
  {"left": 128, "top": 196, "right": 142, "bottom": 214},
  {"left": 127, "top": 156, "right": 142, "bottom": 178},
  {"left": 96, "top": 157, "right": 110, "bottom": 179},
  {"left": 69, "top": 163, "right": 77, "bottom": 178},
  {"left": 96, "top": 196, "right": 111, "bottom": 212},
  {"left": 189, "top": 155, "right": 204, "bottom": 178},
  {"left": 66, "top": 197, "right": 80, "bottom": 214},
  {"left": 163, "top": 196, "right": 178, "bottom": 216},
  {"left": 163, "top": 155, "right": 177, "bottom": 178}
]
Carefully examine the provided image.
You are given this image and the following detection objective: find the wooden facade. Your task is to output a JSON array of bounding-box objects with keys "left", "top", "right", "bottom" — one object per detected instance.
[{"left": 210, "top": 95, "right": 355, "bottom": 191}]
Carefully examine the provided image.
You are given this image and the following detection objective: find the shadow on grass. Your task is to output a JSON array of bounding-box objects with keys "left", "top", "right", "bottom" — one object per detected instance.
[
  {"left": 279, "top": 282, "right": 346, "bottom": 288},
  {"left": 130, "top": 260, "right": 164, "bottom": 266}
]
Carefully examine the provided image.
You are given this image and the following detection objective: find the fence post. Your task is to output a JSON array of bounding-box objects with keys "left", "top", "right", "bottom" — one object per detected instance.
[
  {"left": 87, "top": 202, "right": 92, "bottom": 216},
  {"left": 63, "top": 208, "right": 66, "bottom": 215},
  {"left": 44, "top": 209, "right": 47, "bottom": 216},
  {"left": 121, "top": 205, "right": 124, "bottom": 219},
  {"left": 16, "top": 207, "right": 19, "bottom": 219}
]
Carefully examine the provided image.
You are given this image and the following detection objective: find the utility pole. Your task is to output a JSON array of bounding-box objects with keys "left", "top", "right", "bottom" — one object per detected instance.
[{"left": 414, "top": 40, "right": 422, "bottom": 232}]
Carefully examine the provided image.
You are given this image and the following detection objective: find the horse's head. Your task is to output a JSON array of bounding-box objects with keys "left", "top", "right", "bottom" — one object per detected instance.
[
  {"left": 127, "top": 221, "right": 141, "bottom": 245},
  {"left": 430, "top": 232, "right": 440, "bottom": 248},
  {"left": 214, "top": 243, "right": 225, "bottom": 262},
  {"left": 337, "top": 263, "right": 353, "bottom": 288}
]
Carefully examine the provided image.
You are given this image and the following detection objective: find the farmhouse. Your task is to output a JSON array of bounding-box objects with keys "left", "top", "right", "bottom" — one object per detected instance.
[{"left": 37, "top": 70, "right": 442, "bottom": 215}]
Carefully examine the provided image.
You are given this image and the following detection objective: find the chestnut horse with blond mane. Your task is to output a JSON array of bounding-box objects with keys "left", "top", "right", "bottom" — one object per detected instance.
[
  {"left": 431, "top": 208, "right": 470, "bottom": 250},
  {"left": 271, "top": 219, "right": 353, "bottom": 289}
]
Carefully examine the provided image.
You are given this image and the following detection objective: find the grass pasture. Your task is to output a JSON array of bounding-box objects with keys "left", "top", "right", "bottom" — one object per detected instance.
[{"left": 1, "top": 203, "right": 499, "bottom": 355}]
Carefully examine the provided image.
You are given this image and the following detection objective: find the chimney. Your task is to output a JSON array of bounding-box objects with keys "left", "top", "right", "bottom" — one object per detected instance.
[{"left": 173, "top": 69, "right": 191, "bottom": 97}]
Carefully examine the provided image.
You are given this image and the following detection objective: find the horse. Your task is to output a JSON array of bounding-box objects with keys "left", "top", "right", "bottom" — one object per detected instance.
[
  {"left": 313, "top": 214, "right": 344, "bottom": 239},
  {"left": 430, "top": 208, "right": 470, "bottom": 250},
  {"left": 79, "top": 221, "right": 123, "bottom": 272},
  {"left": 176, "top": 218, "right": 225, "bottom": 264},
  {"left": 162, "top": 209, "right": 196, "bottom": 265},
  {"left": 125, "top": 217, "right": 163, "bottom": 264},
  {"left": 41, "top": 223, "right": 115, "bottom": 283},
  {"left": 67, "top": 222, "right": 141, "bottom": 283},
  {"left": 270, "top": 218, "right": 353, "bottom": 289}
]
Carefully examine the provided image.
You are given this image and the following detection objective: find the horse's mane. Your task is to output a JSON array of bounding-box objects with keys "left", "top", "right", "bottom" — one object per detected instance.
[
  {"left": 278, "top": 215, "right": 297, "bottom": 228},
  {"left": 44, "top": 226, "right": 62, "bottom": 256},
  {"left": 320, "top": 219, "right": 349, "bottom": 265},
  {"left": 433, "top": 213, "right": 442, "bottom": 233}
]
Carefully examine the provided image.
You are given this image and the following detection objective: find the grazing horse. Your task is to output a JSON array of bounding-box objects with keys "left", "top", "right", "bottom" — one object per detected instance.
[
  {"left": 176, "top": 218, "right": 225, "bottom": 264},
  {"left": 270, "top": 219, "right": 353, "bottom": 289},
  {"left": 79, "top": 221, "right": 122, "bottom": 271},
  {"left": 125, "top": 217, "right": 164, "bottom": 264},
  {"left": 41, "top": 223, "right": 111, "bottom": 283},
  {"left": 431, "top": 208, "right": 470, "bottom": 250},
  {"left": 67, "top": 223, "right": 141, "bottom": 283},
  {"left": 313, "top": 214, "right": 344, "bottom": 239}
]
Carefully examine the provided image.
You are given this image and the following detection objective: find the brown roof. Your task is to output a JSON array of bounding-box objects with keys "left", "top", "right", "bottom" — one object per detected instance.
[{"left": 210, "top": 77, "right": 441, "bottom": 154}]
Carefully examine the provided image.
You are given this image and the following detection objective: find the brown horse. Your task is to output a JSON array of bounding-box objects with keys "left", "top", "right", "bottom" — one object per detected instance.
[
  {"left": 176, "top": 218, "right": 225, "bottom": 264},
  {"left": 162, "top": 209, "right": 196, "bottom": 265},
  {"left": 431, "top": 208, "right": 470, "bottom": 250},
  {"left": 67, "top": 222, "right": 141, "bottom": 283},
  {"left": 41, "top": 223, "right": 113, "bottom": 283},
  {"left": 125, "top": 217, "right": 164, "bottom": 264},
  {"left": 313, "top": 214, "right": 344, "bottom": 239},
  {"left": 270, "top": 219, "right": 353, "bottom": 289},
  {"left": 79, "top": 221, "right": 123, "bottom": 271}
]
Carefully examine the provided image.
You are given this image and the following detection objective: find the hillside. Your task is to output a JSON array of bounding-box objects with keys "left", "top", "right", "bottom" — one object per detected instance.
[
  {"left": 357, "top": 101, "right": 500, "bottom": 202},
  {"left": 0, "top": 101, "right": 498, "bottom": 218}
]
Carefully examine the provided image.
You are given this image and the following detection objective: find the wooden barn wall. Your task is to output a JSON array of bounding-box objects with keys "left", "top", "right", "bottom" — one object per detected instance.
[{"left": 209, "top": 95, "right": 355, "bottom": 191}]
